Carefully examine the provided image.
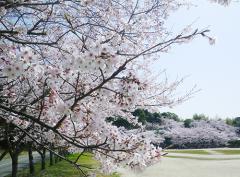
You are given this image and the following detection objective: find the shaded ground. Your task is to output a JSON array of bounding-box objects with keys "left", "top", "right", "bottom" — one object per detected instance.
[
  {"left": 1, "top": 153, "right": 119, "bottom": 177},
  {"left": 1, "top": 149, "right": 240, "bottom": 177},
  {"left": 0, "top": 152, "right": 41, "bottom": 177}
]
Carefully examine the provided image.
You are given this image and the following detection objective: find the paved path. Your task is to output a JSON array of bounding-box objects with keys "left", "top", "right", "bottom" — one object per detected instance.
[
  {"left": 0, "top": 152, "right": 42, "bottom": 177},
  {"left": 118, "top": 157, "right": 240, "bottom": 177},
  {"left": 117, "top": 150, "right": 240, "bottom": 177}
]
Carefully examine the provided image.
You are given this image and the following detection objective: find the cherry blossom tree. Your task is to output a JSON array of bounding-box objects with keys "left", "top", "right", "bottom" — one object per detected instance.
[
  {"left": 163, "top": 119, "right": 238, "bottom": 149},
  {"left": 0, "top": 0, "right": 233, "bottom": 176}
]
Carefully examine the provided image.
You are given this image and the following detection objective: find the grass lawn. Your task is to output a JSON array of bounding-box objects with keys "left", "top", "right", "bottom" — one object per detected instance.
[
  {"left": 165, "top": 149, "right": 210, "bottom": 155},
  {"left": 6, "top": 153, "right": 120, "bottom": 177},
  {"left": 213, "top": 149, "right": 240, "bottom": 155},
  {"left": 164, "top": 155, "right": 240, "bottom": 161}
]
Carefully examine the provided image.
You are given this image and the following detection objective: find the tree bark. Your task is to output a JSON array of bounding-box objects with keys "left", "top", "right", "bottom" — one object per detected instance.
[
  {"left": 54, "top": 153, "right": 58, "bottom": 164},
  {"left": 58, "top": 148, "right": 62, "bottom": 161},
  {"left": 41, "top": 148, "right": 46, "bottom": 170},
  {"left": 28, "top": 143, "right": 35, "bottom": 175},
  {"left": 11, "top": 153, "right": 18, "bottom": 177},
  {"left": 54, "top": 148, "right": 58, "bottom": 164},
  {"left": 49, "top": 150, "right": 53, "bottom": 166}
]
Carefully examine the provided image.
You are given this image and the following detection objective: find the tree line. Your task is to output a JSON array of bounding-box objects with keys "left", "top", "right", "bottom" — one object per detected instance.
[
  {"left": 107, "top": 109, "right": 240, "bottom": 129},
  {"left": 107, "top": 109, "right": 240, "bottom": 149}
]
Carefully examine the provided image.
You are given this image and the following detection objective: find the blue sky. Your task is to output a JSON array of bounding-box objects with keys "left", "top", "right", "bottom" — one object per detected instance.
[{"left": 154, "top": 0, "right": 240, "bottom": 119}]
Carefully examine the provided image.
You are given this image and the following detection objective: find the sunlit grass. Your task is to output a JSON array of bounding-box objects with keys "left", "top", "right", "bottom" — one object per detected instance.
[
  {"left": 213, "top": 149, "right": 240, "bottom": 155},
  {"left": 6, "top": 152, "right": 120, "bottom": 177},
  {"left": 165, "top": 149, "right": 210, "bottom": 155},
  {"left": 164, "top": 155, "right": 240, "bottom": 161}
]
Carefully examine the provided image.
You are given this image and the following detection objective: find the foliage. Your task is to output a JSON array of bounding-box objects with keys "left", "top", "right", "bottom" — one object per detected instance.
[
  {"left": 226, "top": 117, "right": 240, "bottom": 128},
  {"left": 184, "top": 119, "right": 193, "bottom": 128},
  {"left": 226, "top": 118, "right": 234, "bottom": 126},
  {"left": 228, "top": 140, "right": 240, "bottom": 148},
  {"left": 160, "top": 137, "right": 173, "bottom": 148},
  {"left": 233, "top": 117, "right": 240, "bottom": 127},
  {"left": 132, "top": 109, "right": 148, "bottom": 125},
  {"left": 106, "top": 116, "right": 136, "bottom": 130},
  {"left": 133, "top": 109, "right": 162, "bottom": 125},
  {"left": 161, "top": 112, "right": 180, "bottom": 122},
  {"left": 108, "top": 109, "right": 179, "bottom": 130},
  {"left": 192, "top": 114, "right": 209, "bottom": 121}
]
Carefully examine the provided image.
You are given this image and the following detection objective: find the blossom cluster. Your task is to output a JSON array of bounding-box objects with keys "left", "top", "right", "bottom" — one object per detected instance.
[
  {"left": 0, "top": 0, "right": 233, "bottom": 174},
  {"left": 162, "top": 119, "right": 238, "bottom": 148}
]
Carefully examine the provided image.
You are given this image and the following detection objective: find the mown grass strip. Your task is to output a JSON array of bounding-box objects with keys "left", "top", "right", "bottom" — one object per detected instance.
[
  {"left": 164, "top": 149, "right": 210, "bottom": 155},
  {"left": 164, "top": 155, "right": 240, "bottom": 161},
  {"left": 213, "top": 149, "right": 240, "bottom": 155}
]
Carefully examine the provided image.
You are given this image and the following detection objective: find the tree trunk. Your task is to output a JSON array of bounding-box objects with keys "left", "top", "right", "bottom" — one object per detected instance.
[
  {"left": 28, "top": 143, "right": 35, "bottom": 175},
  {"left": 49, "top": 150, "right": 53, "bottom": 166},
  {"left": 54, "top": 148, "right": 59, "bottom": 164},
  {"left": 41, "top": 149, "right": 46, "bottom": 170},
  {"left": 11, "top": 153, "right": 18, "bottom": 177},
  {"left": 58, "top": 148, "right": 62, "bottom": 161},
  {"left": 49, "top": 144, "right": 54, "bottom": 166},
  {"left": 54, "top": 153, "right": 58, "bottom": 164}
]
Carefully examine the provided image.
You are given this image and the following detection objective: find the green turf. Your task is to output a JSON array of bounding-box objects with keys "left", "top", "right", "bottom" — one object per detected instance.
[
  {"left": 6, "top": 153, "right": 120, "bottom": 177},
  {"left": 213, "top": 149, "right": 240, "bottom": 155},
  {"left": 165, "top": 149, "right": 210, "bottom": 155},
  {"left": 164, "top": 155, "right": 240, "bottom": 161}
]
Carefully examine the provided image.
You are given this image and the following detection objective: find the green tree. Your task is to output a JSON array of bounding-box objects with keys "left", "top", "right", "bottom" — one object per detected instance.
[
  {"left": 192, "top": 113, "right": 209, "bottom": 121},
  {"left": 184, "top": 119, "right": 193, "bottom": 128},
  {"left": 132, "top": 109, "right": 162, "bottom": 126},
  {"left": 226, "top": 118, "right": 234, "bottom": 126},
  {"left": 233, "top": 117, "right": 240, "bottom": 127},
  {"left": 160, "top": 112, "right": 180, "bottom": 122},
  {"left": 132, "top": 109, "right": 147, "bottom": 125},
  {"left": 106, "top": 116, "right": 135, "bottom": 130},
  {"left": 146, "top": 112, "right": 161, "bottom": 126}
]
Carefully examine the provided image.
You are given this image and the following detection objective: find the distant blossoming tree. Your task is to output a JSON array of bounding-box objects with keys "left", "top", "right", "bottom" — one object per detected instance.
[{"left": 164, "top": 120, "right": 238, "bottom": 148}]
